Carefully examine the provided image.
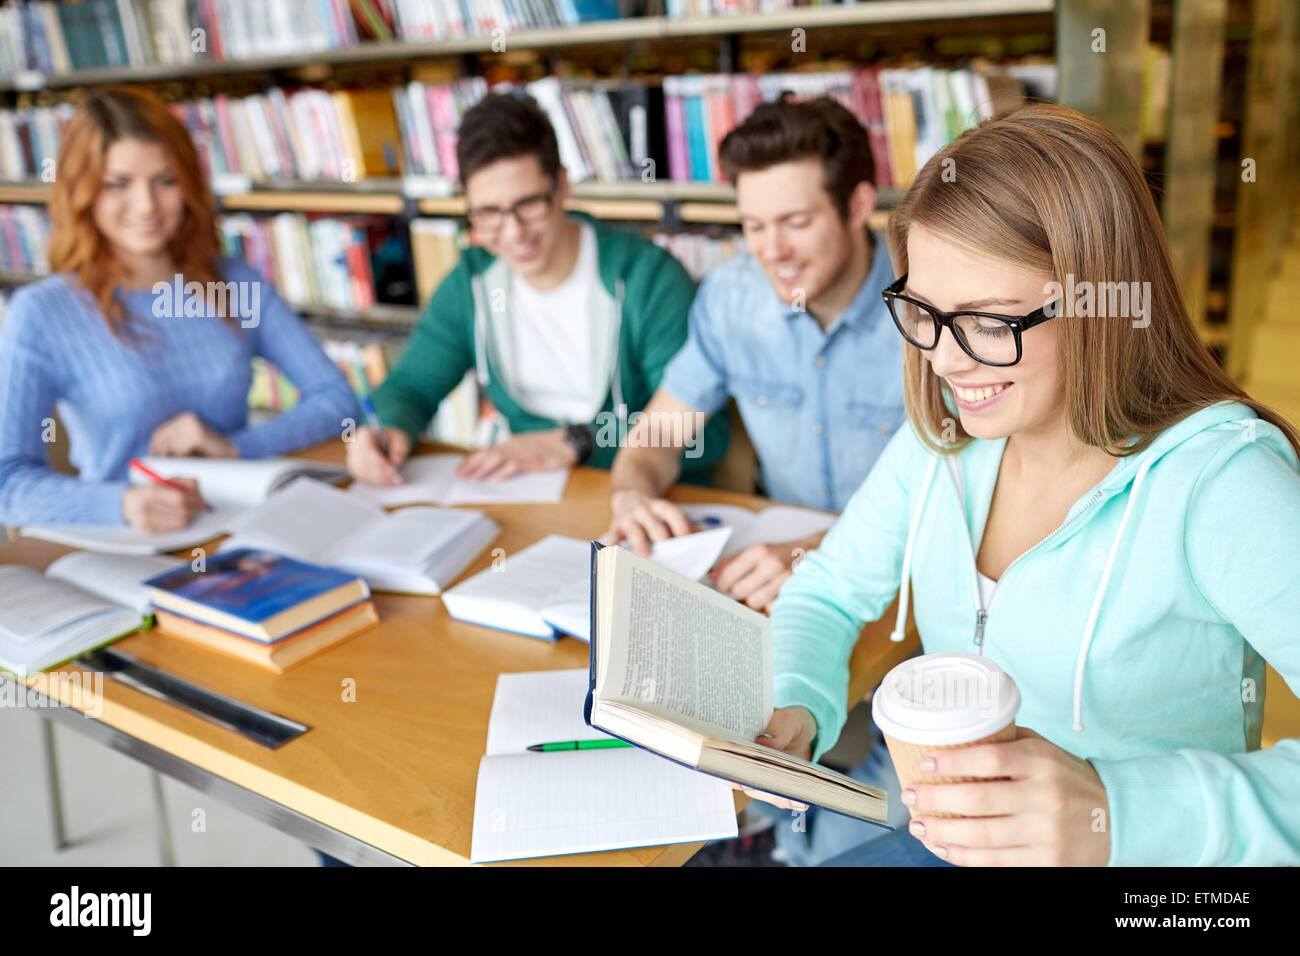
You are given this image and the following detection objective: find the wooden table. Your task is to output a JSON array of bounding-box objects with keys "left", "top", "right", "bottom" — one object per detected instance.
[{"left": 2, "top": 440, "right": 919, "bottom": 866}]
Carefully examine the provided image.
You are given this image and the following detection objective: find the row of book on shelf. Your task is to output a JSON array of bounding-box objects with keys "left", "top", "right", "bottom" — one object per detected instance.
[
  {"left": 0, "top": 62, "right": 1050, "bottom": 191},
  {"left": 0, "top": 0, "right": 363, "bottom": 76},
  {"left": 0, "top": 205, "right": 745, "bottom": 293},
  {"left": 0, "top": 0, "right": 792, "bottom": 77}
]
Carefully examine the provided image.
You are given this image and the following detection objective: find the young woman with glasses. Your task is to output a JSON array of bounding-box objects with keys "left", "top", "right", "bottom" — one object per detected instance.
[{"left": 733, "top": 103, "right": 1300, "bottom": 866}]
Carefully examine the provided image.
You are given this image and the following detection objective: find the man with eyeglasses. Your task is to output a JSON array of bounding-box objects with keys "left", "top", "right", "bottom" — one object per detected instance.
[{"left": 347, "top": 92, "right": 729, "bottom": 486}]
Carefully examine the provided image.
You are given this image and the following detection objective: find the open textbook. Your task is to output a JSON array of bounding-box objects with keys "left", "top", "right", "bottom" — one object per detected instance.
[
  {"left": 221, "top": 478, "right": 499, "bottom": 595},
  {"left": 677, "top": 502, "right": 839, "bottom": 556},
  {"left": 18, "top": 457, "right": 349, "bottom": 555},
  {"left": 0, "top": 553, "right": 183, "bottom": 678},
  {"left": 440, "top": 527, "right": 732, "bottom": 641},
  {"left": 470, "top": 669, "right": 738, "bottom": 863},
  {"left": 348, "top": 453, "right": 569, "bottom": 507},
  {"left": 585, "top": 543, "right": 891, "bottom": 825}
]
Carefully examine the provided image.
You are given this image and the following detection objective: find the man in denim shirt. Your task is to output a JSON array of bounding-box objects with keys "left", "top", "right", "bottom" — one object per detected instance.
[
  {"left": 604, "top": 96, "right": 910, "bottom": 866},
  {"left": 606, "top": 96, "right": 904, "bottom": 607}
]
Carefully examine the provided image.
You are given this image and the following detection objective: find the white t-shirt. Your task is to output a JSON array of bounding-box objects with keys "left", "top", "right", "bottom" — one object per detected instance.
[
  {"left": 977, "top": 570, "right": 997, "bottom": 608},
  {"left": 507, "top": 221, "right": 605, "bottom": 424}
]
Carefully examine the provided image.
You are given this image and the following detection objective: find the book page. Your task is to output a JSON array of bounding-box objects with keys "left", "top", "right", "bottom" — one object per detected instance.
[
  {"left": 348, "top": 454, "right": 570, "bottom": 507},
  {"left": 680, "top": 502, "right": 836, "bottom": 557},
  {"left": 19, "top": 507, "right": 237, "bottom": 556},
  {"left": 443, "top": 466, "right": 568, "bottom": 506},
  {"left": 485, "top": 669, "right": 612, "bottom": 755},
  {"left": 346, "top": 506, "right": 486, "bottom": 570},
  {"left": 347, "top": 454, "right": 461, "bottom": 507},
  {"left": 727, "top": 505, "right": 838, "bottom": 556},
  {"left": 131, "top": 456, "right": 326, "bottom": 508},
  {"left": 599, "top": 547, "right": 773, "bottom": 743},
  {"left": 471, "top": 667, "right": 736, "bottom": 863},
  {"left": 224, "top": 478, "right": 381, "bottom": 561},
  {"left": 0, "top": 566, "right": 120, "bottom": 640},
  {"left": 445, "top": 534, "right": 590, "bottom": 610},
  {"left": 540, "top": 529, "right": 732, "bottom": 641},
  {"left": 46, "top": 553, "right": 186, "bottom": 614},
  {"left": 470, "top": 748, "right": 737, "bottom": 863}
]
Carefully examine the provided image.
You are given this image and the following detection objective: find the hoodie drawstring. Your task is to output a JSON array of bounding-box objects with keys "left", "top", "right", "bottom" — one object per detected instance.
[
  {"left": 891, "top": 453, "right": 940, "bottom": 642},
  {"left": 1071, "top": 452, "right": 1157, "bottom": 732}
]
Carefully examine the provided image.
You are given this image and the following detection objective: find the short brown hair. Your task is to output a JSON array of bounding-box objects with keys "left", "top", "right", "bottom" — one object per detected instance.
[
  {"left": 456, "top": 91, "right": 560, "bottom": 185},
  {"left": 718, "top": 95, "right": 874, "bottom": 219}
]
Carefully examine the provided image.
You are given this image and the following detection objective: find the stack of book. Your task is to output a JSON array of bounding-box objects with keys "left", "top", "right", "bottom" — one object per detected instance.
[
  {"left": 0, "top": 204, "right": 51, "bottom": 275},
  {"left": 0, "top": 0, "right": 362, "bottom": 75},
  {"left": 173, "top": 88, "right": 404, "bottom": 184},
  {"left": 146, "top": 548, "right": 379, "bottom": 673}
]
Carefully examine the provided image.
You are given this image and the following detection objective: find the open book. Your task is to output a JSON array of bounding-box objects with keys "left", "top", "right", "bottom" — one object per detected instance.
[
  {"left": 125, "top": 456, "right": 349, "bottom": 508},
  {"left": 585, "top": 543, "right": 891, "bottom": 825},
  {"left": 348, "top": 453, "right": 569, "bottom": 507},
  {"left": 222, "top": 478, "right": 499, "bottom": 595},
  {"left": 677, "top": 502, "right": 838, "bottom": 557},
  {"left": 0, "top": 553, "right": 182, "bottom": 678},
  {"left": 18, "top": 456, "right": 349, "bottom": 555},
  {"left": 441, "top": 527, "right": 732, "bottom": 642}
]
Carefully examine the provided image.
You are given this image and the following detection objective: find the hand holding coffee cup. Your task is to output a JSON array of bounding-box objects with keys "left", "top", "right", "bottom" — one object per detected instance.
[
  {"left": 873, "top": 653, "right": 1113, "bottom": 865},
  {"left": 872, "top": 654, "right": 1019, "bottom": 845}
]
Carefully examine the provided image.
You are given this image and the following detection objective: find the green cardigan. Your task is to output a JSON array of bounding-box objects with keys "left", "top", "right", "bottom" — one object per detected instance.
[{"left": 374, "top": 213, "right": 730, "bottom": 475}]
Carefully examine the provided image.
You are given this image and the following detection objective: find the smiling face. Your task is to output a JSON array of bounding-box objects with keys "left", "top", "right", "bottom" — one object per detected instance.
[
  {"left": 463, "top": 154, "right": 570, "bottom": 280},
  {"left": 735, "top": 157, "right": 868, "bottom": 311},
  {"left": 903, "top": 224, "right": 1066, "bottom": 441},
  {"left": 92, "top": 138, "right": 185, "bottom": 263}
]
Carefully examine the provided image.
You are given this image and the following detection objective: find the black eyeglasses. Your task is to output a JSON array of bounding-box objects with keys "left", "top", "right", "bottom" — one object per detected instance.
[
  {"left": 882, "top": 274, "right": 1060, "bottom": 367},
  {"left": 466, "top": 185, "right": 557, "bottom": 232}
]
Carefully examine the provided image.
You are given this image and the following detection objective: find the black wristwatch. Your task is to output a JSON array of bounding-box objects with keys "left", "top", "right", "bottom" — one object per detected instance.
[{"left": 563, "top": 424, "right": 595, "bottom": 465}]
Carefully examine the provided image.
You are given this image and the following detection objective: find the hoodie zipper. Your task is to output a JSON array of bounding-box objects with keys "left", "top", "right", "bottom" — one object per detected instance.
[{"left": 964, "top": 485, "right": 1109, "bottom": 652}]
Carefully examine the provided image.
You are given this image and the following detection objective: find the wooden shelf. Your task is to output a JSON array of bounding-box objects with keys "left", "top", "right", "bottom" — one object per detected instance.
[
  {"left": 0, "top": 1, "right": 1054, "bottom": 91},
  {"left": 0, "top": 268, "right": 44, "bottom": 284},
  {"left": 219, "top": 191, "right": 406, "bottom": 215},
  {"left": 0, "top": 182, "right": 51, "bottom": 204},
  {"left": 294, "top": 302, "right": 421, "bottom": 326}
]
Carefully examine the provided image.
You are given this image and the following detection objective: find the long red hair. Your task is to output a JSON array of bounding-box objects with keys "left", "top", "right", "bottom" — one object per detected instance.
[{"left": 47, "top": 87, "right": 223, "bottom": 335}]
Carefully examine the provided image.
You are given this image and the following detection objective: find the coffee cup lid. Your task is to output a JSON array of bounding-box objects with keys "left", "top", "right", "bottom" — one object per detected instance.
[{"left": 871, "top": 653, "right": 1020, "bottom": 746}]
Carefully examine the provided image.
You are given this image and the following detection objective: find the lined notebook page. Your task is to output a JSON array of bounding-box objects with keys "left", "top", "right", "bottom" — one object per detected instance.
[
  {"left": 471, "top": 669, "right": 737, "bottom": 863},
  {"left": 471, "top": 749, "right": 739, "bottom": 863}
]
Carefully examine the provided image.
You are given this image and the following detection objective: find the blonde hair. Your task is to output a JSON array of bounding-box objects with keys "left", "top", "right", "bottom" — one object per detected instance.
[{"left": 887, "top": 102, "right": 1300, "bottom": 459}]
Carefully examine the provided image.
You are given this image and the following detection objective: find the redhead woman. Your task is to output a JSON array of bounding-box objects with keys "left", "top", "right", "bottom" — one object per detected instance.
[
  {"left": 0, "top": 87, "right": 358, "bottom": 532},
  {"left": 742, "top": 103, "right": 1300, "bottom": 866}
]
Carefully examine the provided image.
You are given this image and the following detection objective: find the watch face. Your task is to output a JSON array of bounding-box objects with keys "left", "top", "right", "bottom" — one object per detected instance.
[{"left": 567, "top": 425, "right": 594, "bottom": 462}]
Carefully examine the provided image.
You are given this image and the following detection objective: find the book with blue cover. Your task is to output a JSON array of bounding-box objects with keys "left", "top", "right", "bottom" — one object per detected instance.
[{"left": 144, "top": 549, "right": 370, "bottom": 643}]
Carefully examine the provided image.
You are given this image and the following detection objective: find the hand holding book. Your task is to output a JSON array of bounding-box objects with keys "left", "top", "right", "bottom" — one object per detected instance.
[{"left": 723, "top": 706, "right": 816, "bottom": 812}]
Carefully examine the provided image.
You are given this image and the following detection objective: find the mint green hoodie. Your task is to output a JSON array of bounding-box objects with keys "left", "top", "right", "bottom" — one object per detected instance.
[{"left": 771, "top": 400, "right": 1300, "bottom": 866}]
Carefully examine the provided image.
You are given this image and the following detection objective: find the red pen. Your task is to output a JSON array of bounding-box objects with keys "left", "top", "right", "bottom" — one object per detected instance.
[{"left": 129, "top": 458, "right": 212, "bottom": 511}]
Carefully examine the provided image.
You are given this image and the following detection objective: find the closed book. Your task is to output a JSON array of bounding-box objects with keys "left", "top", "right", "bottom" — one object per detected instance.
[
  {"left": 144, "top": 549, "right": 370, "bottom": 643},
  {"left": 155, "top": 600, "right": 379, "bottom": 672}
]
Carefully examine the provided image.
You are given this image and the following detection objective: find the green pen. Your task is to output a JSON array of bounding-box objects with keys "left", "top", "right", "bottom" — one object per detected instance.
[{"left": 526, "top": 739, "right": 635, "bottom": 752}]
